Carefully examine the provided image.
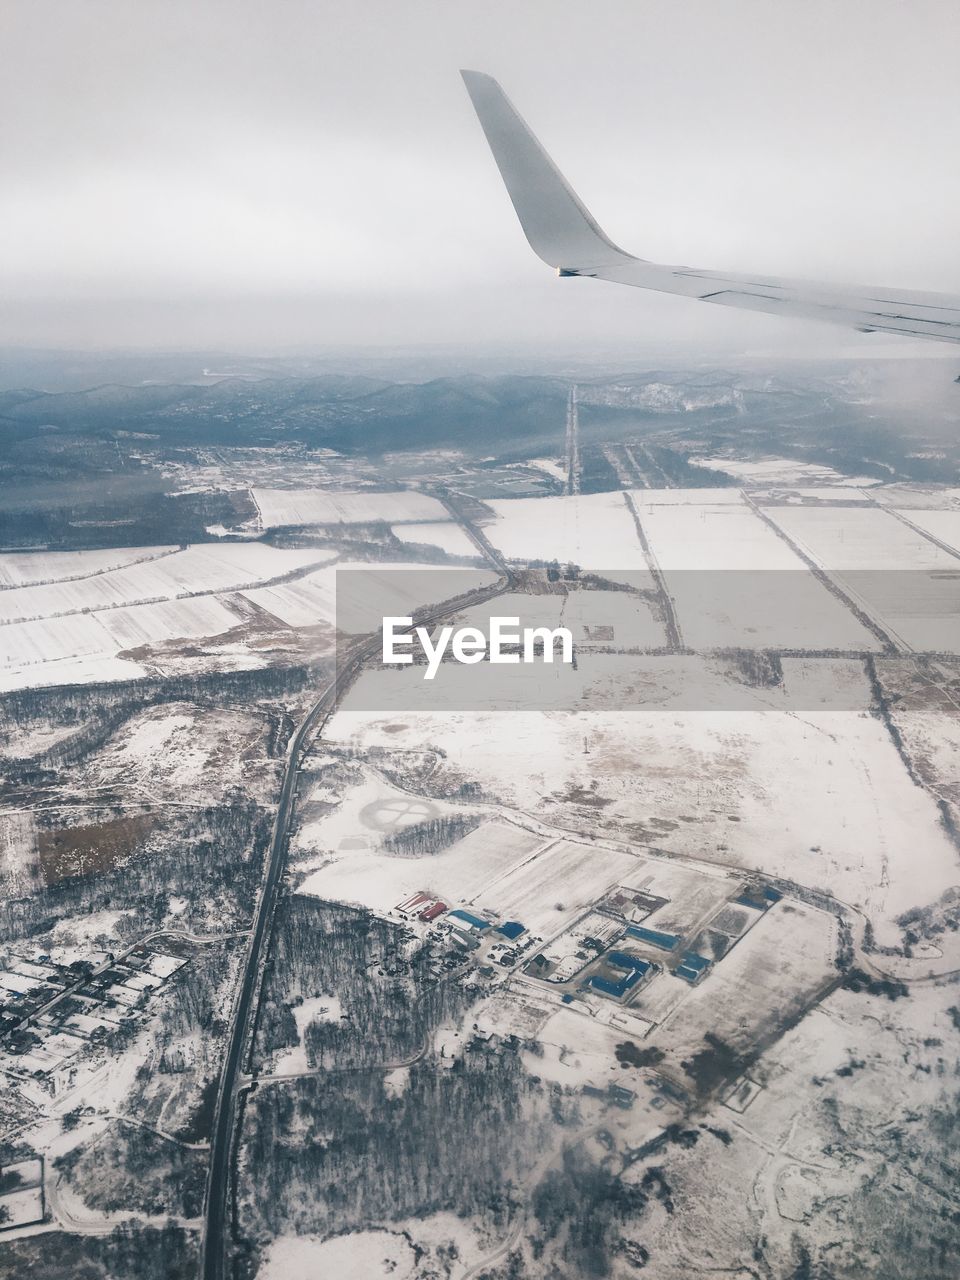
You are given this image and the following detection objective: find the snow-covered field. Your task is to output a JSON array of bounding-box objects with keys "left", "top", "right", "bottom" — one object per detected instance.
[
  {"left": 0, "top": 538, "right": 487, "bottom": 689},
  {"left": 632, "top": 495, "right": 878, "bottom": 649},
  {"left": 690, "top": 456, "right": 878, "bottom": 487},
  {"left": 0, "top": 545, "right": 176, "bottom": 588},
  {"left": 329, "top": 655, "right": 956, "bottom": 949},
  {"left": 471, "top": 838, "right": 639, "bottom": 936},
  {"left": 0, "top": 544, "right": 328, "bottom": 624},
  {"left": 257, "top": 1222, "right": 487, "bottom": 1280},
  {"left": 455, "top": 587, "right": 666, "bottom": 651},
  {"left": 763, "top": 504, "right": 960, "bottom": 651},
  {"left": 296, "top": 799, "right": 545, "bottom": 917},
  {"left": 295, "top": 767, "right": 475, "bottom": 859},
  {"left": 655, "top": 898, "right": 837, "bottom": 1061},
  {"left": 0, "top": 812, "right": 39, "bottom": 896},
  {"left": 253, "top": 488, "right": 448, "bottom": 528},
  {"left": 0, "top": 595, "right": 243, "bottom": 687},
  {"left": 764, "top": 504, "right": 955, "bottom": 572},
  {"left": 484, "top": 491, "right": 651, "bottom": 580},
  {"left": 390, "top": 521, "right": 478, "bottom": 558},
  {"left": 629, "top": 487, "right": 744, "bottom": 505},
  {"left": 895, "top": 507, "right": 960, "bottom": 553},
  {"left": 246, "top": 562, "right": 494, "bottom": 633},
  {"left": 74, "top": 703, "right": 279, "bottom": 804}
]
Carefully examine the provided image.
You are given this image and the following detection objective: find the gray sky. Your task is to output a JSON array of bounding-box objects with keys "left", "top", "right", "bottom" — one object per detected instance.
[{"left": 3, "top": 0, "right": 959, "bottom": 353}]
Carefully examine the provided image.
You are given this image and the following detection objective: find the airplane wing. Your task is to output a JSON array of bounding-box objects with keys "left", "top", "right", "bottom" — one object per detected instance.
[{"left": 461, "top": 69, "right": 960, "bottom": 346}]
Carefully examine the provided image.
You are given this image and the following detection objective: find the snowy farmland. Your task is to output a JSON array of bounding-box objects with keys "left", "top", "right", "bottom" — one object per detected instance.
[
  {"left": 470, "top": 838, "right": 639, "bottom": 936},
  {"left": 296, "top": 816, "right": 548, "bottom": 919},
  {"left": 390, "top": 521, "right": 478, "bottom": 558},
  {"left": 690, "top": 455, "right": 876, "bottom": 488},
  {"left": 630, "top": 494, "right": 878, "bottom": 650},
  {"left": 0, "top": 545, "right": 177, "bottom": 588},
  {"left": 895, "top": 507, "right": 960, "bottom": 554},
  {"left": 328, "top": 654, "right": 957, "bottom": 949},
  {"left": 762, "top": 504, "right": 960, "bottom": 651},
  {"left": 454, "top": 587, "right": 666, "bottom": 651},
  {"left": 653, "top": 897, "right": 838, "bottom": 1063},
  {"left": 0, "top": 543, "right": 330, "bottom": 624},
  {"left": 0, "top": 532, "right": 489, "bottom": 689},
  {"left": 253, "top": 488, "right": 449, "bottom": 529},
  {"left": 483, "top": 491, "right": 651, "bottom": 580}
]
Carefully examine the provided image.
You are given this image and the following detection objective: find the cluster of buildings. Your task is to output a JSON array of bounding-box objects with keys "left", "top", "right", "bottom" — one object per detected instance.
[
  {"left": 524, "top": 881, "right": 784, "bottom": 1007},
  {"left": 396, "top": 890, "right": 540, "bottom": 980},
  {"left": 394, "top": 873, "right": 786, "bottom": 1026},
  {"left": 0, "top": 941, "right": 188, "bottom": 1101}
]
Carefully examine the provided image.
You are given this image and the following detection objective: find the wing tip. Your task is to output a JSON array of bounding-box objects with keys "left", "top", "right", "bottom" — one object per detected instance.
[{"left": 459, "top": 69, "right": 499, "bottom": 95}]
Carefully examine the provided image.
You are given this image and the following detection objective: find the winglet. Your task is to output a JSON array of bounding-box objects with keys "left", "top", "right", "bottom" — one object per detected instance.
[{"left": 460, "top": 69, "right": 637, "bottom": 273}]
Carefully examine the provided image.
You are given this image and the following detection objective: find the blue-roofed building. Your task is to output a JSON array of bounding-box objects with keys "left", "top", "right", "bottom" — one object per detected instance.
[
  {"left": 607, "top": 951, "right": 652, "bottom": 975},
  {"left": 675, "top": 951, "right": 712, "bottom": 984},
  {"left": 587, "top": 952, "right": 652, "bottom": 999},
  {"left": 625, "top": 925, "right": 679, "bottom": 951},
  {"left": 496, "top": 921, "right": 526, "bottom": 940},
  {"left": 448, "top": 909, "right": 490, "bottom": 931}
]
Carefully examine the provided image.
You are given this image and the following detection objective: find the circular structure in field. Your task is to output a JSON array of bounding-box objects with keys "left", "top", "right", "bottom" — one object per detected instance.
[{"left": 359, "top": 795, "right": 440, "bottom": 834}]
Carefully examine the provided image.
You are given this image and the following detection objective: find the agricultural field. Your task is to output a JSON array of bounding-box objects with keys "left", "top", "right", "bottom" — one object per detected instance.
[
  {"left": 0, "top": 546, "right": 178, "bottom": 588},
  {"left": 895, "top": 506, "right": 960, "bottom": 553},
  {"left": 0, "top": 597, "right": 243, "bottom": 690},
  {"left": 389, "top": 521, "right": 478, "bottom": 558},
  {"left": 252, "top": 488, "right": 449, "bottom": 529},
  {"left": 456, "top": 585, "right": 666, "bottom": 651},
  {"left": 690, "top": 454, "right": 879, "bottom": 488},
  {"left": 330, "top": 653, "right": 957, "bottom": 951},
  {"left": 763, "top": 503, "right": 960, "bottom": 652},
  {"left": 631, "top": 493, "right": 878, "bottom": 649},
  {"left": 484, "top": 491, "right": 651, "bottom": 578},
  {"left": 0, "top": 527, "right": 491, "bottom": 691},
  {"left": 0, "top": 543, "right": 328, "bottom": 623}
]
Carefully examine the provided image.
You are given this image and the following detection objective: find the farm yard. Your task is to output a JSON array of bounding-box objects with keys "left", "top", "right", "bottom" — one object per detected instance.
[{"left": 328, "top": 646, "right": 958, "bottom": 954}]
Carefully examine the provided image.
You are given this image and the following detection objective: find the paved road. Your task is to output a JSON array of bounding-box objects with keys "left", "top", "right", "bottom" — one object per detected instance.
[
  {"left": 201, "top": 544, "right": 512, "bottom": 1280},
  {"left": 199, "top": 635, "right": 376, "bottom": 1280}
]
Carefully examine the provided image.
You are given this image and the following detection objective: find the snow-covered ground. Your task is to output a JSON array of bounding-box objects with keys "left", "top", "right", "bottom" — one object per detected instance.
[
  {"left": 455, "top": 587, "right": 666, "bottom": 651},
  {"left": 484, "top": 491, "right": 650, "bottom": 580},
  {"left": 271, "top": 996, "right": 344, "bottom": 1074},
  {"left": 690, "top": 456, "right": 878, "bottom": 487},
  {"left": 633, "top": 495, "right": 878, "bottom": 650},
  {"left": 73, "top": 703, "right": 279, "bottom": 804},
  {"left": 763, "top": 504, "right": 960, "bottom": 651},
  {"left": 0, "top": 546, "right": 176, "bottom": 588},
  {"left": 296, "top": 808, "right": 545, "bottom": 921},
  {"left": 253, "top": 488, "right": 448, "bottom": 528},
  {"left": 0, "top": 544, "right": 328, "bottom": 623},
  {"left": 895, "top": 507, "right": 960, "bottom": 553},
  {"left": 391, "top": 521, "right": 478, "bottom": 558},
  {"left": 328, "top": 655, "right": 956, "bottom": 950}
]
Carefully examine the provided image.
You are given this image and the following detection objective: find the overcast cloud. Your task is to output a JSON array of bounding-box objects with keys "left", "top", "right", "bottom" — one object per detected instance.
[{"left": 2, "top": 0, "right": 959, "bottom": 353}]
